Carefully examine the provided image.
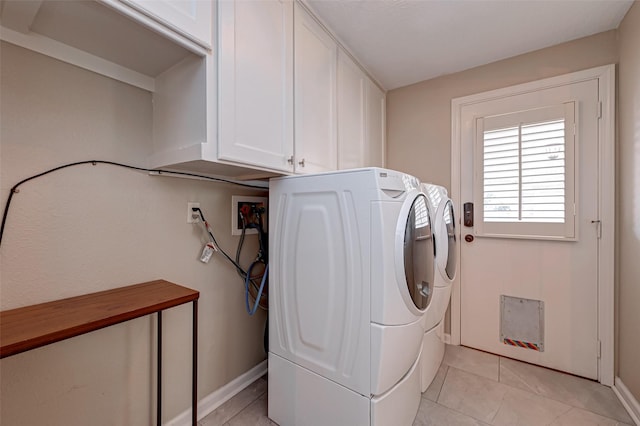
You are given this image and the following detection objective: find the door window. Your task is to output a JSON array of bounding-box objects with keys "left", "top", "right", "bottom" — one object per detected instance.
[
  {"left": 403, "top": 194, "right": 434, "bottom": 310},
  {"left": 474, "top": 103, "right": 576, "bottom": 240}
]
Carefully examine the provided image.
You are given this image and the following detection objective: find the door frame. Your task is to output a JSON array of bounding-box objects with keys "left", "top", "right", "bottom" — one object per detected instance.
[{"left": 450, "top": 64, "right": 615, "bottom": 385}]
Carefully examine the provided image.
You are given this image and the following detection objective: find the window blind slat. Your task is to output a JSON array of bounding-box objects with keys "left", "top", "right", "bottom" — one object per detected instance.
[
  {"left": 522, "top": 174, "right": 564, "bottom": 183},
  {"left": 522, "top": 167, "right": 565, "bottom": 176},
  {"left": 483, "top": 116, "right": 566, "bottom": 225},
  {"left": 522, "top": 160, "right": 565, "bottom": 169},
  {"left": 485, "top": 151, "right": 520, "bottom": 161},
  {"left": 522, "top": 131, "right": 564, "bottom": 142},
  {"left": 484, "top": 143, "right": 520, "bottom": 154},
  {"left": 485, "top": 155, "right": 520, "bottom": 166}
]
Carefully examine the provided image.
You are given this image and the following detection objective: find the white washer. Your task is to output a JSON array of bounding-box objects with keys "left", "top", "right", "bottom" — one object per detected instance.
[
  {"left": 268, "top": 168, "right": 436, "bottom": 426},
  {"left": 419, "top": 183, "right": 458, "bottom": 392}
]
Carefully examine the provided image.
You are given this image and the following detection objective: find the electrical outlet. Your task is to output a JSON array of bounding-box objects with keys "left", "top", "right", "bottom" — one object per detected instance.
[
  {"left": 187, "top": 202, "right": 200, "bottom": 223},
  {"left": 231, "top": 196, "right": 267, "bottom": 235}
]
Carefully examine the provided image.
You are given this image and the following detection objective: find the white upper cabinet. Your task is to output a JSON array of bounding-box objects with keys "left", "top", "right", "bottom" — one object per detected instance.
[
  {"left": 120, "top": 0, "right": 212, "bottom": 48},
  {"left": 0, "top": 0, "right": 382, "bottom": 178},
  {"left": 366, "top": 80, "right": 386, "bottom": 168},
  {"left": 337, "top": 48, "right": 366, "bottom": 170},
  {"left": 294, "top": 3, "right": 337, "bottom": 174},
  {"left": 337, "top": 47, "right": 386, "bottom": 170},
  {"left": 217, "top": 0, "right": 294, "bottom": 173}
]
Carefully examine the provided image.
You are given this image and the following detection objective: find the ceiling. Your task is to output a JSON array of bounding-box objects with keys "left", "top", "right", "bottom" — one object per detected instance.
[{"left": 305, "top": 0, "right": 634, "bottom": 90}]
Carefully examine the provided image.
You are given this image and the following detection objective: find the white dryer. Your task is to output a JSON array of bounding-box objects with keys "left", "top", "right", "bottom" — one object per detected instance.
[
  {"left": 419, "top": 183, "right": 458, "bottom": 392},
  {"left": 268, "top": 168, "right": 436, "bottom": 426}
]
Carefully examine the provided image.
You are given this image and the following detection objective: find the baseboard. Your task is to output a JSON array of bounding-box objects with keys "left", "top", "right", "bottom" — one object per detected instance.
[
  {"left": 443, "top": 333, "right": 452, "bottom": 344},
  {"left": 613, "top": 376, "right": 640, "bottom": 426},
  {"left": 165, "top": 359, "right": 268, "bottom": 426}
]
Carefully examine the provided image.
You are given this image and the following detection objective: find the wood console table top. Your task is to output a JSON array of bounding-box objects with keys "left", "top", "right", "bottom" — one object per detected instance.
[{"left": 0, "top": 280, "right": 200, "bottom": 359}]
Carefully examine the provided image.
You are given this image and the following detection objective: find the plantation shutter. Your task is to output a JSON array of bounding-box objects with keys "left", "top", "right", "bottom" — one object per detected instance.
[{"left": 474, "top": 103, "right": 576, "bottom": 240}]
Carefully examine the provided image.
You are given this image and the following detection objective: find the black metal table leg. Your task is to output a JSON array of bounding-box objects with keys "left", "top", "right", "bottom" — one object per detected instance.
[
  {"left": 157, "top": 310, "right": 162, "bottom": 426},
  {"left": 192, "top": 300, "right": 198, "bottom": 426}
]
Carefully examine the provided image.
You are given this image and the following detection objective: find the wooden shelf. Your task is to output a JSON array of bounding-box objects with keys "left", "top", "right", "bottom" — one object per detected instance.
[
  {"left": 0, "top": 279, "right": 199, "bottom": 359},
  {"left": 0, "top": 279, "right": 199, "bottom": 424}
]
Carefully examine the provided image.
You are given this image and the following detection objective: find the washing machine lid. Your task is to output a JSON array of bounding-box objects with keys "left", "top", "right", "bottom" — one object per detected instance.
[{"left": 402, "top": 193, "right": 435, "bottom": 311}]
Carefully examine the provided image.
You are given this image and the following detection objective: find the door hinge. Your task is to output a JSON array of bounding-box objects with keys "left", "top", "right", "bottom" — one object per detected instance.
[
  {"left": 591, "top": 219, "right": 602, "bottom": 239},
  {"left": 597, "top": 101, "right": 603, "bottom": 119},
  {"left": 597, "top": 340, "right": 602, "bottom": 359}
]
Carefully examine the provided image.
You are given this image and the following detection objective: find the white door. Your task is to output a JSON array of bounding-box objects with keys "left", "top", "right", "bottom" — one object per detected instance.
[
  {"left": 458, "top": 78, "right": 602, "bottom": 379},
  {"left": 217, "top": 0, "right": 294, "bottom": 173},
  {"left": 294, "top": 3, "right": 337, "bottom": 174}
]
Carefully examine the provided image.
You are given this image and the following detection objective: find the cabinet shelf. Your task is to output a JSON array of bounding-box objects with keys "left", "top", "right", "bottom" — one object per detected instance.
[{"left": 0, "top": 0, "right": 207, "bottom": 91}]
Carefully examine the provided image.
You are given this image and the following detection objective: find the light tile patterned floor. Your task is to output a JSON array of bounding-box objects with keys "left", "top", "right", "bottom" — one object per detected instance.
[{"left": 199, "top": 345, "right": 634, "bottom": 426}]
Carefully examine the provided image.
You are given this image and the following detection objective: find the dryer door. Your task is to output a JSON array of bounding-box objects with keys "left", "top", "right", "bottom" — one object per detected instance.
[
  {"left": 402, "top": 193, "right": 435, "bottom": 311},
  {"left": 443, "top": 200, "right": 457, "bottom": 280}
]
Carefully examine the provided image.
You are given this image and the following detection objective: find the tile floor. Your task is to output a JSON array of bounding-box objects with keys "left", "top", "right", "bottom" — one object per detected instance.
[{"left": 199, "top": 345, "right": 634, "bottom": 426}]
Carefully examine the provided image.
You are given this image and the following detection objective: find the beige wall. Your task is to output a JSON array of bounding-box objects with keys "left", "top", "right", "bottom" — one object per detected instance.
[
  {"left": 388, "top": 12, "right": 640, "bottom": 403},
  {"left": 617, "top": 1, "right": 640, "bottom": 401},
  {"left": 0, "top": 43, "right": 267, "bottom": 424},
  {"left": 387, "top": 30, "right": 619, "bottom": 187},
  {"left": 387, "top": 29, "right": 619, "bottom": 347}
]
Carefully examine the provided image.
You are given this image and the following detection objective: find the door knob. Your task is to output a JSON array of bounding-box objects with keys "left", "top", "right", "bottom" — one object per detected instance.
[
  {"left": 464, "top": 234, "right": 474, "bottom": 243},
  {"left": 298, "top": 158, "right": 305, "bottom": 167}
]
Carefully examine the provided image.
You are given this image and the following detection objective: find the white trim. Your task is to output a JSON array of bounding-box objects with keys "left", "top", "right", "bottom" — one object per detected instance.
[
  {"left": 450, "top": 64, "right": 616, "bottom": 385},
  {"left": 451, "top": 65, "right": 614, "bottom": 107},
  {"left": 148, "top": 171, "right": 270, "bottom": 189},
  {"left": 613, "top": 377, "right": 640, "bottom": 425},
  {"left": 0, "top": 25, "right": 156, "bottom": 92},
  {"left": 596, "top": 65, "right": 616, "bottom": 387},
  {"left": 98, "top": 0, "right": 210, "bottom": 55},
  {"left": 114, "top": 0, "right": 212, "bottom": 50},
  {"left": 450, "top": 93, "right": 462, "bottom": 346},
  {"left": 165, "top": 360, "right": 268, "bottom": 426}
]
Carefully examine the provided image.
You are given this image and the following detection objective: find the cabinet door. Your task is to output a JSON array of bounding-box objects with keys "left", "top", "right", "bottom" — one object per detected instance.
[
  {"left": 121, "top": 0, "right": 212, "bottom": 47},
  {"left": 294, "top": 4, "right": 337, "bottom": 174},
  {"left": 366, "top": 80, "right": 386, "bottom": 168},
  {"left": 337, "top": 49, "right": 366, "bottom": 170},
  {"left": 218, "top": 0, "right": 295, "bottom": 173}
]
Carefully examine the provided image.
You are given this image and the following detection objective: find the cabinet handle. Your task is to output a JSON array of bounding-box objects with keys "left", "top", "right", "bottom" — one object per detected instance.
[
  {"left": 298, "top": 158, "right": 305, "bottom": 167},
  {"left": 287, "top": 156, "right": 294, "bottom": 165}
]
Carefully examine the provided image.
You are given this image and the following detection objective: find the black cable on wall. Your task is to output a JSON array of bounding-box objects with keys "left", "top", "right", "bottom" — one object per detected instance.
[{"left": 0, "top": 160, "right": 268, "bottom": 247}]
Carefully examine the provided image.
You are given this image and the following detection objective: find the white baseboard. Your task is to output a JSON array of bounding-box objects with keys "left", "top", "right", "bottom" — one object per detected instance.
[
  {"left": 165, "top": 359, "right": 268, "bottom": 426},
  {"left": 613, "top": 376, "right": 640, "bottom": 426}
]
